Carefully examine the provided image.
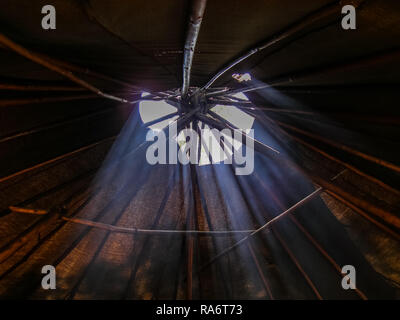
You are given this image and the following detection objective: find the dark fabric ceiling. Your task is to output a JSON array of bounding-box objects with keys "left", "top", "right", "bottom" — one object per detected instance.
[{"left": 2, "top": 0, "right": 398, "bottom": 91}]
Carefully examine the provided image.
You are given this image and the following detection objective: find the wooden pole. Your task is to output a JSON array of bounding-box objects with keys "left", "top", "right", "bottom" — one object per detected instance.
[
  {"left": 0, "top": 83, "right": 85, "bottom": 91},
  {"left": 0, "top": 32, "right": 131, "bottom": 103},
  {"left": 182, "top": 0, "right": 208, "bottom": 97},
  {"left": 0, "top": 94, "right": 98, "bottom": 107},
  {"left": 275, "top": 120, "right": 400, "bottom": 174},
  {"left": 201, "top": 0, "right": 367, "bottom": 89}
]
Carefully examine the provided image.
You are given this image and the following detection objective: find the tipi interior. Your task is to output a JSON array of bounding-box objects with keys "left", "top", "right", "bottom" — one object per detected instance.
[{"left": 0, "top": 0, "right": 399, "bottom": 299}]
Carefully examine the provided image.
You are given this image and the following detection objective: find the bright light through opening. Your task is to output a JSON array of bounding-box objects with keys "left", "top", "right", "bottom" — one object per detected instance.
[
  {"left": 139, "top": 91, "right": 255, "bottom": 166},
  {"left": 139, "top": 92, "right": 178, "bottom": 131},
  {"left": 232, "top": 73, "right": 252, "bottom": 82}
]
